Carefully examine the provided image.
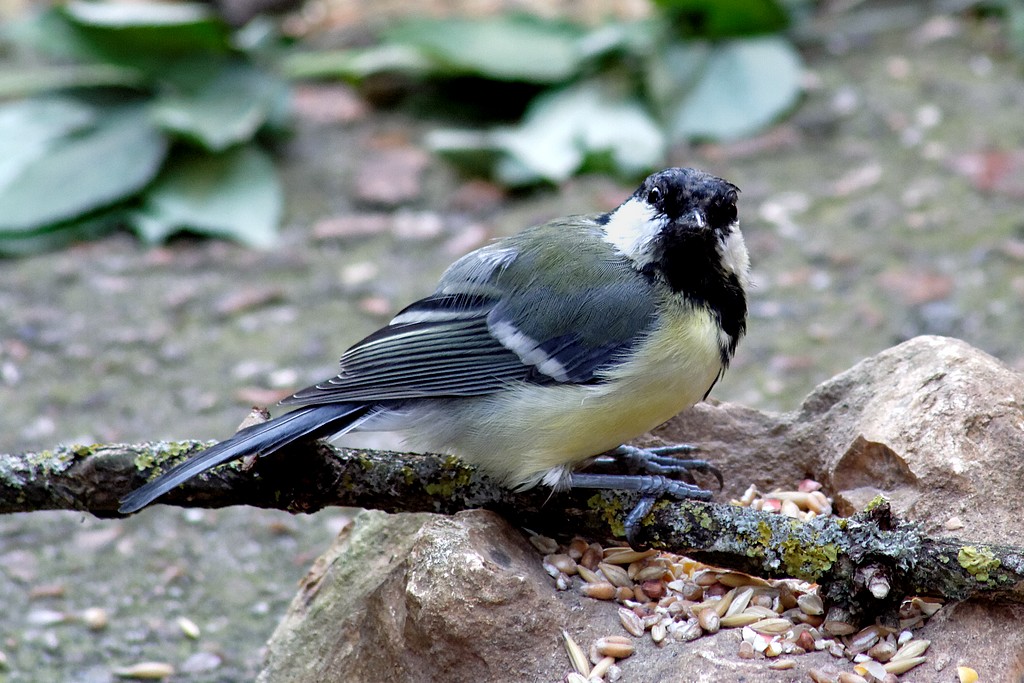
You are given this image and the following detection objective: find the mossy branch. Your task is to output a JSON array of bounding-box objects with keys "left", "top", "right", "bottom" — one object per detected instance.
[{"left": 3, "top": 440, "right": 1024, "bottom": 624}]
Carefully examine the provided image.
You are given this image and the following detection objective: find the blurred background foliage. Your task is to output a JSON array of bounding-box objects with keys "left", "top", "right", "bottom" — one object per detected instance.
[{"left": 0, "top": 0, "right": 1020, "bottom": 252}]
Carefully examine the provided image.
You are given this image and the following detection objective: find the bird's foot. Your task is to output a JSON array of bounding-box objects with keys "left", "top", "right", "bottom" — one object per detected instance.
[
  {"left": 610, "top": 444, "right": 724, "bottom": 488},
  {"left": 570, "top": 443, "right": 723, "bottom": 546}
]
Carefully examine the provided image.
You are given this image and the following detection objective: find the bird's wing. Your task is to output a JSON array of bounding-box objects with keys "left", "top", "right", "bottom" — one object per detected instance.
[{"left": 283, "top": 218, "right": 658, "bottom": 405}]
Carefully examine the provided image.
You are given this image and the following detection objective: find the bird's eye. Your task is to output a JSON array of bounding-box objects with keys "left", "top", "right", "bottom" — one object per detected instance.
[{"left": 647, "top": 187, "right": 662, "bottom": 204}]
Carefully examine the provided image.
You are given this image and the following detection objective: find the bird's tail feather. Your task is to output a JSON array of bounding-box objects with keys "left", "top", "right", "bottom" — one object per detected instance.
[{"left": 118, "top": 404, "right": 370, "bottom": 514}]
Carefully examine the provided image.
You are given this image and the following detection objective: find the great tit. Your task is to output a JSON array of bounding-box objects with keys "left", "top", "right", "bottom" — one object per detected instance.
[{"left": 119, "top": 167, "right": 749, "bottom": 530}]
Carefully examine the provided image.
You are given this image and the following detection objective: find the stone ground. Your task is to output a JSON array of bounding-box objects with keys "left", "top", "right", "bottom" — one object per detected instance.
[{"left": 1, "top": 2, "right": 1023, "bottom": 681}]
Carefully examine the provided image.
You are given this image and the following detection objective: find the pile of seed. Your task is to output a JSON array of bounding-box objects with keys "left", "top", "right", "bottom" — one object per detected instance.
[{"left": 535, "top": 481, "right": 969, "bottom": 683}]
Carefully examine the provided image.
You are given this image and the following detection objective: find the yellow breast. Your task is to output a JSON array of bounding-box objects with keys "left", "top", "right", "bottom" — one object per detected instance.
[{"left": 460, "top": 303, "right": 725, "bottom": 486}]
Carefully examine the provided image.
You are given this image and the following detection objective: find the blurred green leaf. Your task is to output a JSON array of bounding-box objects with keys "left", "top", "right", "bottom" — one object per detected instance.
[
  {"left": 152, "top": 59, "right": 291, "bottom": 151},
  {"left": 62, "top": 1, "right": 231, "bottom": 60},
  {"left": 385, "top": 15, "right": 585, "bottom": 82},
  {"left": 1007, "top": 0, "right": 1024, "bottom": 56},
  {"left": 3, "top": 7, "right": 109, "bottom": 63},
  {"left": 664, "top": 37, "right": 802, "bottom": 141},
  {"left": 281, "top": 44, "right": 434, "bottom": 82},
  {"left": 430, "top": 80, "right": 665, "bottom": 185},
  {"left": 132, "top": 145, "right": 281, "bottom": 247},
  {"left": 652, "top": 0, "right": 789, "bottom": 37},
  {"left": 0, "top": 210, "right": 124, "bottom": 257},
  {"left": 0, "top": 100, "right": 167, "bottom": 232},
  {"left": 0, "top": 98, "right": 95, "bottom": 188},
  {"left": 0, "top": 64, "right": 145, "bottom": 99},
  {"left": 644, "top": 41, "right": 709, "bottom": 125}
]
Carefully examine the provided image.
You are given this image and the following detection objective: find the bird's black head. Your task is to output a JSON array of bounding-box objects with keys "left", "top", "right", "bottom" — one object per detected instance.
[
  {"left": 635, "top": 167, "right": 739, "bottom": 235},
  {"left": 602, "top": 167, "right": 749, "bottom": 361}
]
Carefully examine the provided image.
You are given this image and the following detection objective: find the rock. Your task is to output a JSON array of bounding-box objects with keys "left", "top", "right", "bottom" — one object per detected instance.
[
  {"left": 259, "top": 508, "right": 842, "bottom": 683},
  {"left": 258, "top": 509, "right": 578, "bottom": 682},
  {"left": 259, "top": 336, "right": 1024, "bottom": 681},
  {"left": 656, "top": 335, "right": 1024, "bottom": 547}
]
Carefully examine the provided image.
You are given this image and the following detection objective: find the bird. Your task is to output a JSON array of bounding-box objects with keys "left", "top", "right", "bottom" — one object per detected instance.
[{"left": 119, "top": 167, "right": 749, "bottom": 536}]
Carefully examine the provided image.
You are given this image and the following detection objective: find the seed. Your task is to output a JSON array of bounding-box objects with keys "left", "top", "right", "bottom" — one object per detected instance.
[
  {"left": 678, "top": 581, "right": 704, "bottom": 601},
  {"left": 822, "top": 619, "right": 856, "bottom": 636},
  {"left": 867, "top": 639, "right": 897, "bottom": 662},
  {"left": 724, "top": 587, "right": 753, "bottom": 617},
  {"left": 634, "top": 566, "right": 667, "bottom": 583},
  {"left": 768, "top": 658, "right": 796, "bottom": 670},
  {"left": 718, "top": 571, "right": 771, "bottom": 587},
  {"left": 640, "top": 580, "right": 665, "bottom": 600},
  {"left": 577, "top": 566, "right": 601, "bottom": 584},
  {"left": 911, "top": 596, "right": 942, "bottom": 616},
  {"left": 797, "top": 592, "right": 824, "bottom": 616},
  {"left": 618, "top": 607, "right": 644, "bottom": 637},
  {"left": 807, "top": 491, "right": 832, "bottom": 514},
  {"left": 719, "top": 611, "right": 763, "bottom": 628},
  {"left": 615, "top": 586, "right": 635, "bottom": 602},
  {"left": 795, "top": 630, "right": 816, "bottom": 652},
  {"left": 764, "top": 638, "right": 784, "bottom": 657},
  {"left": 704, "top": 583, "right": 728, "bottom": 599},
  {"left": 672, "top": 619, "right": 703, "bottom": 642},
  {"left": 176, "top": 616, "right": 200, "bottom": 640},
  {"left": 658, "top": 595, "right": 678, "bottom": 611},
  {"left": 837, "top": 673, "right": 868, "bottom": 683},
  {"left": 545, "top": 554, "right": 578, "bottom": 575},
  {"left": 827, "top": 640, "right": 845, "bottom": 658},
  {"left": 749, "top": 591, "right": 776, "bottom": 610},
  {"left": 112, "top": 662, "right": 175, "bottom": 679},
  {"left": 27, "top": 609, "right": 66, "bottom": 626},
  {"left": 883, "top": 655, "right": 927, "bottom": 674},
  {"left": 81, "top": 607, "right": 108, "bottom": 631},
  {"left": 581, "top": 544, "right": 603, "bottom": 570},
  {"left": 854, "top": 659, "right": 887, "bottom": 680},
  {"left": 565, "top": 673, "right": 588, "bottom": 683},
  {"left": 556, "top": 574, "right": 571, "bottom": 591},
  {"left": 567, "top": 538, "right": 588, "bottom": 560},
  {"left": 528, "top": 534, "right": 558, "bottom": 554},
  {"left": 781, "top": 499, "right": 802, "bottom": 518},
  {"left": 892, "top": 638, "right": 930, "bottom": 661},
  {"left": 737, "top": 640, "right": 756, "bottom": 659},
  {"left": 595, "top": 636, "right": 635, "bottom": 659},
  {"left": 808, "top": 670, "right": 837, "bottom": 683},
  {"left": 598, "top": 563, "right": 633, "bottom": 588},
  {"left": 602, "top": 548, "right": 657, "bottom": 564},
  {"left": 651, "top": 621, "right": 667, "bottom": 644},
  {"left": 957, "top": 666, "right": 979, "bottom": 683},
  {"left": 667, "top": 600, "right": 691, "bottom": 617},
  {"left": 897, "top": 630, "right": 913, "bottom": 646},
  {"left": 867, "top": 574, "right": 890, "bottom": 600},
  {"left": 693, "top": 570, "right": 721, "bottom": 586},
  {"left": 590, "top": 656, "right": 615, "bottom": 680},
  {"left": 750, "top": 618, "right": 793, "bottom": 635},
  {"left": 641, "top": 613, "right": 661, "bottom": 630},
  {"left": 697, "top": 608, "right": 720, "bottom": 634},
  {"left": 847, "top": 625, "right": 881, "bottom": 653},
  {"left": 744, "top": 606, "right": 779, "bottom": 619},
  {"left": 562, "top": 630, "right": 590, "bottom": 676},
  {"left": 735, "top": 484, "right": 759, "bottom": 506},
  {"left": 581, "top": 582, "right": 616, "bottom": 600}
]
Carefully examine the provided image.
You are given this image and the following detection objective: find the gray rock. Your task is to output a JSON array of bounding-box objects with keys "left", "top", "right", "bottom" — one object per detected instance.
[{"left": 259, "top": 336, "right": 1024, "bottom": 682}]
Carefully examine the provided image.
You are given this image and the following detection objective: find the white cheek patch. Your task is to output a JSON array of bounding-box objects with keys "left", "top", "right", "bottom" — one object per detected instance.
[
  {"left": 489, "top": 320, "right": 571, "bottom": 382},
  {"left": 602, "top": 197, "right": 665, "bottom": 267},
  {"left": 717, "top": 223, "right": 750, "bottom": 289}
]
